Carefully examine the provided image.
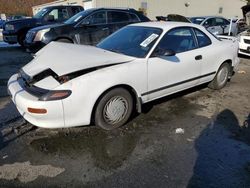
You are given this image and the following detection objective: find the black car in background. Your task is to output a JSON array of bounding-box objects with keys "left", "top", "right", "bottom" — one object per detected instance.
[
  {"left": 3, "top": 5, "right": 83, "bottom": 46},
  {"left": 156, "top": 14, "right": 191, "bottom": 23},
  {"left": 25, "top": 8, "right": 150, "bottom": 51}
]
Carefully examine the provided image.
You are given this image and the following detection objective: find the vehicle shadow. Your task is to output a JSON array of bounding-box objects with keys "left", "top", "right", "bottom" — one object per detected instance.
[
  {"left": 187, "top": 109, "right": 250, "bottom": 187},
  {"left": 29, "top": 126, "right": 140, "bottom": 171}
]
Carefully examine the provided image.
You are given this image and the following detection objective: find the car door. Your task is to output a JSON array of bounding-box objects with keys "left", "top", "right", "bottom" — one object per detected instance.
[
  {"left": 203, "top": 18, "right": 222, "bottom": 35},
  {"left": 215, "top": 18, "right": 229, "bottom": 35},
  {"left": 43, "top": 7, "right": 69, "bottom": 24},
  {"left": 75, "top": 11, "right": 109, "bottom": 45},
  {"left": 192, "top": 28, "right": 219, "bottom": 84},
  {"left": 146, "top": 27, "right": 201, "bottom": 101},
  {"left": 222, "top": 18, "right": 232, "bottom": 34}
]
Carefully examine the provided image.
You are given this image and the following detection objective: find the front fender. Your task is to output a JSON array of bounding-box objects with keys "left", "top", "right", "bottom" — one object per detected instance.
[{"left": 57, "top": 59, "right": 147, "bottom": 127}]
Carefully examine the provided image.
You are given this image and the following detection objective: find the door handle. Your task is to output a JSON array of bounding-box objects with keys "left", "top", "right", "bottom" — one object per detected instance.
[
  {"left": 102, "top": 27, "right": 109, "bottom": 31},
  {"left": 195, "top": 55, "right": 202, "bottom": 60}
]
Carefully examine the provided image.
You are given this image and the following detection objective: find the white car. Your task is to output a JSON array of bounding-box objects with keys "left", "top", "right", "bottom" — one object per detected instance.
[
  {"left": 238, "top": 30, "right": 250, "bottom": 56},
  {"left": 8, "top": 22, "right": 240, "bottom": 130},
  {"left": 190, "top": 16, "right": 238, "bottom": 36}
]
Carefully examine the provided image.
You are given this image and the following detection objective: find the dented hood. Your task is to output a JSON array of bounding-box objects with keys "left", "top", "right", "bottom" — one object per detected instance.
[{"left": 22, "top": 42, "right": 135, "bottom": 77}]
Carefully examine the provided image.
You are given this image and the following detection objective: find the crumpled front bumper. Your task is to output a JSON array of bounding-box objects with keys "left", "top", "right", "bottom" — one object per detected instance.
[{"left": 7, "top": 74, "right": 65, "bottom": 128}]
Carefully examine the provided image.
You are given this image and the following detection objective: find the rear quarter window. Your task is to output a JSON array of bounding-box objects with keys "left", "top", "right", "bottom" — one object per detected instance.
[
  {"left": 108, "top": 11, "right": 130, "bottom": 23},
  {"left": 194, "top": 28, "right": 212, "bottom": 47}
]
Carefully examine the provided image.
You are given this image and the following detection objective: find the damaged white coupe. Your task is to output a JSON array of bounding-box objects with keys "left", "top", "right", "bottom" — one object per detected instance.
[{"left": 8, "top": 22, "right": 239, "bottom": 130}]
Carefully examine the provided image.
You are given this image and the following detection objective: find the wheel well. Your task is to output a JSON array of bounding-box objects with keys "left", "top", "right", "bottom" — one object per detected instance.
[
  {"left": 17, "top": 28, "right": 30, "bottom": 42},
  {"left": 216, "top": 59, "right": 233, "bottom": 79},
  {"left": 222, "top": 59, "right": 233, "bottom": 74},
  {"left": 54, "top": 37, "right": 73, "bottom": 43},
  {"left": 90, "top": 85, "right": 141, "bottom": 124},
  {"left": 18, "top": 28, "right": 29, "bottom": 37},
  {"left": 223, "top": 59, "right": 232, "bottom": 66}
]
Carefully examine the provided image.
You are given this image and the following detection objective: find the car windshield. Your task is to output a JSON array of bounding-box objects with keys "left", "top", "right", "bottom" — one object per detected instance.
[
  {"left": 33, "top": 8, "right": 49, "bottom": 19},
  {"left": 64, "top": 9, "right": 93, "bottom": 24},
  {"left": 97, "top": 26, "right": 162, "bottom": 58},
  {"left": 190, "top": 17, "right": 205, "bottom": 25}
]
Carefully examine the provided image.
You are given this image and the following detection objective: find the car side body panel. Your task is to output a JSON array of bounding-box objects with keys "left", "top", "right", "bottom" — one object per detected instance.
[
  {"left": 57, "top": 59, "right": 147, "bottom": 127},
  {"left": 7, "top": 22, "right": 239, "bottom": 129}
]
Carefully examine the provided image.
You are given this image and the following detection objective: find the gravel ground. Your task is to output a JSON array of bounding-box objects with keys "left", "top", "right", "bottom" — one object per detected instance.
[{"left": 0, "top": 47, "right": 249, "bottom": 187}]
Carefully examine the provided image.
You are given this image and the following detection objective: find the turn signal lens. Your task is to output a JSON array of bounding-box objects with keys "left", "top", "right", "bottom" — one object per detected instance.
[
  {"left": 28, "top": 108, "right": 47, "bottom": 114},
  {"left": 39, "top": 90, "right": 72, "bottom": 101}
]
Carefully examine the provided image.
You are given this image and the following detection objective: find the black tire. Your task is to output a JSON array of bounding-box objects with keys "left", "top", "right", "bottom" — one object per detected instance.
[
  {"left": 17, "top": 32, "right": 26, "bottom": 47},
  {"left": 208, "top": 63, "right": 230, "bottom": 90},
  {"left": 94, "top": 88, "right": 133, "bottom": 130},
  {"left": 56, "top": 39, "right": 73, "bottom": 43}
]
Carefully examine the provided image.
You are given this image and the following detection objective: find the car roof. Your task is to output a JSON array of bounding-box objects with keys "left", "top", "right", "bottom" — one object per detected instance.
[
  {"left": 46, "top": 5, "right": 83, "bottom": 9},
  {"left": 191, "top": 16, "right": 226, "bottom": 19},
  {"left": 87, "top": 7, "right": 137, "bottom": 12},
  {"left": 130, "top": 21, "right": 205, "bottom": 31}
]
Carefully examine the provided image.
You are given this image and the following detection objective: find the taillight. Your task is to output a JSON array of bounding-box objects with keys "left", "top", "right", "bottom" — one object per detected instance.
[{"left": 39, "top": 90, "right": 72, "bottom": 101}]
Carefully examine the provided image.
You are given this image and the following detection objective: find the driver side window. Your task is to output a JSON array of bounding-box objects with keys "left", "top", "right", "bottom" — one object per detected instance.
[
  {"left": 204, "top": 18, "right": 216, "bottom": 27},
  {"left": 155, "top": 27, "right": 197, "bottom": 54},
  {"left": 45, "top": 8, "right": 68, "bottom": 21},
  {"left": 81, "top": 11, "right": 107, "bottom": 25}
]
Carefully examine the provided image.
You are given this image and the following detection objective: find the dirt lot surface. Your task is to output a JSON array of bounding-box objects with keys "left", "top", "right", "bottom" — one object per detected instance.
[{"left": 0, "top": 46, "right": 249, "bottom": 187}]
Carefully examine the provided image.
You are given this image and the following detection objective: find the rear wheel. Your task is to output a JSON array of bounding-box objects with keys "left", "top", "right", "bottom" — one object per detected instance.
[
  {"left": 208, "top": 63, "right": 230, "bottom": 90},
  {"left": 94, "top": 88, "right": 133, "bottom": 130}
]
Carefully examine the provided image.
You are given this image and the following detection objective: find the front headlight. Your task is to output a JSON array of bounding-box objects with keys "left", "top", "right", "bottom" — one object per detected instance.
[
  {"left": 34, "top": 28, "right": 50, "bottom": 42},
  {"left": 5, "top": 24, "right": 14, "bottom": 31}
]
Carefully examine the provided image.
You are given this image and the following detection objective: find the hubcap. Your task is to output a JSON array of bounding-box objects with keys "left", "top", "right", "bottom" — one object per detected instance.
[
  {"left": 217, "top": 66, "right": 229, "bottom": 86},
  {"left": 103, "top": 96, "right": 128, "bottom": 125}
]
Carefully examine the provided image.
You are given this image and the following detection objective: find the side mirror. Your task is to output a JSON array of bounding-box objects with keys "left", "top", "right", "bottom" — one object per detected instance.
[
  {"left": 203, "top": 22, "right": 209, "bottom": 28},
  {"left": 153, "top": 48, "right": 176, "bottom": 57}
]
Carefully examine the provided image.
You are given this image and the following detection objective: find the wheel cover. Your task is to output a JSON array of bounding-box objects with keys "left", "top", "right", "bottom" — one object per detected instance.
[
  {"left": 217, "top": 66, "right": 229, "bottom": 86},
  {"left": 103, "top": 96, "right": 128, "bottom": 125}
]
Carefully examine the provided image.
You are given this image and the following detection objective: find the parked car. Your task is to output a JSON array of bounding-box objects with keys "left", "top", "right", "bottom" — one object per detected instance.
[
  {"left": 24, "top": 8, "right": 150, "bottom": 51},
  {"left": 238, "top": 29, "right": 250, "bottom": 56},
  {"left": 190, "top": 16, "right": 238, "bottom": 36},
  {"left": 8, "top": 22, "right": 239, "bottom": 130},
  {"left": 2, "top": 5, "right": 83, "bottom": 46},
  {"left": 156, "top": 14, "right": 191, "bottom": 23}
]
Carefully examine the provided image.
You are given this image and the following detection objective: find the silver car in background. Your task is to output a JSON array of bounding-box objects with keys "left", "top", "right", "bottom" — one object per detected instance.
[{"left": 190, "top": 16, "right": 238, "bottom": 36}]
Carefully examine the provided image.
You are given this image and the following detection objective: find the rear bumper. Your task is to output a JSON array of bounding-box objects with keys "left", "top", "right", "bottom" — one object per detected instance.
[{"left": 8, "top": 74, "right": 65, "bottom": 128}]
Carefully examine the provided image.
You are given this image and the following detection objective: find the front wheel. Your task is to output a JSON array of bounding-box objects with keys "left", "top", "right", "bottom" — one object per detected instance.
[
  {"left": 94, "top": 88, "right": 133, "bottom": 130},
  {"left": 208, "top": 63, "right": 230, "bottom": 90},
  {"left": 17, "top": 32, "right": 26, "bottom": 47}
]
